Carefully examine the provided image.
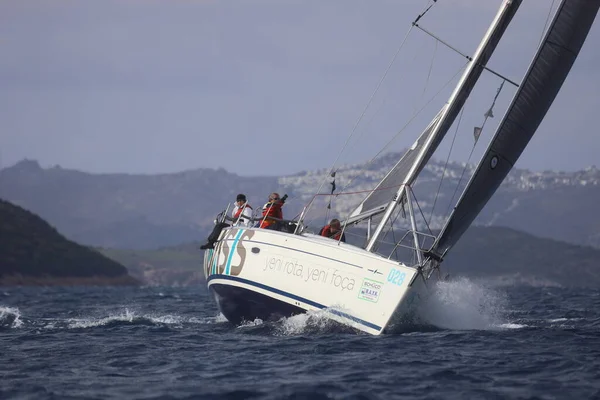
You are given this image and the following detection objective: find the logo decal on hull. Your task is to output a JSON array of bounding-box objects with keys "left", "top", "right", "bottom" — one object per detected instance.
[
  {"left": 210, "top": 228, "right": 255, "bottom": 276},
  {"left": 358, "top": 278, "right": 383, "bottom": 303},
  {"left": 367, "top": 268, "right": 383, "bottom": 275}
]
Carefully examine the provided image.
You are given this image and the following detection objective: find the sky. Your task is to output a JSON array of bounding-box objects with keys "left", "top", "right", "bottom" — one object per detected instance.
[{"left": 1, "top": 0, "right": 599, "bottom": 176}]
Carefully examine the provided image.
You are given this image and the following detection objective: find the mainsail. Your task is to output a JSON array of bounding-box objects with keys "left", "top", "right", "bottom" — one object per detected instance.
[{"left": 430, "top": 0, "right": 600, "bottom": 260}]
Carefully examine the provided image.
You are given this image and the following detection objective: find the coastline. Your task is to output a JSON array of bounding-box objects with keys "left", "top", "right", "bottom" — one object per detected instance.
[{"left": 0, "top": 274, "right": 140, "bottom": 287}]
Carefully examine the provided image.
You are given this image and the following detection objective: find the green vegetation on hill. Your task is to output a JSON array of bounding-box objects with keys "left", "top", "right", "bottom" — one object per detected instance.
[{"left": 0, "top": 199, "right": 137, "bottom": 285}]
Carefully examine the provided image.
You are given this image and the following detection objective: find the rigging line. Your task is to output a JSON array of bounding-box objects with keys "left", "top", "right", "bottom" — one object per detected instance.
[
  {"left": 413, "top": 0, "right": 439, "bottom": 25},
  {"left": 348, "top": 39, "right": 422, "bottom": 157},
  {"left": 478, "top": 80, "right": 505, "bottom": 132},
  {"left": 420, "top": 39, "right": 438, "bottom": 106},
  {"left": 409, "top": 184, "right": 433, "bottom": 236},
  {"left": 390, "top": 221, "right": 399, "bottom": 261},
  {"left": 326, "top": 25, "right": 415, "bottom": 175},
  {"left": 307, "top": 24, "right": 416, "bottom": 216},
  {"left": 339, "top": 61, "right": 469, "bottom": 194},
  {"left": 410, "top": 0, "right": 439, "bottom": 116},
  {"left": 380, "top": 203, "right": 402, "bottom": 259},
  {"left": 442, "top": 79, "right": 505, "bottom": 219},
  {"left": 332, "top": 0, "right": 439, "bottom": 168},
  {"left": 380, "top": 203, "right": 403, "bottom": 253},
  {"left": 427, "top": 105, "right": 465, "bottom": 226},
  {"left": 413, "top": 24, "right": 520, "bottom": 88},
  {"left": 540, "top": 0, "right": 557, "bottom": 45},
  {"left": 445, "top": 142, "right": 476, "bottom": 219}
]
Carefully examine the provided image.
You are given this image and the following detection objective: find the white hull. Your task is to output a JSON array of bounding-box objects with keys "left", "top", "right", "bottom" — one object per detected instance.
[{"left": 203, "top": 227, "right": 430, "bottom": 335}]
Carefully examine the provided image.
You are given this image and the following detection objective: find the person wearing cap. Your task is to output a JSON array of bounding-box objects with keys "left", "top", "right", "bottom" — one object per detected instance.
[{"left": 232, "top": 193, "right": 253, "bottom": 227}]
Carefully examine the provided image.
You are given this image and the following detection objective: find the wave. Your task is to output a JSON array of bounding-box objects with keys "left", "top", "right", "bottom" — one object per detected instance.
[
  {"left": 275, "top": 310, "right": 359, "bottom": 336},
  {"left": 66, "top": 309, "right": 223, "bottom": 329},
  {"left": 0, "top": 306, "right": 227, "bottom": 330},
  {"left": 229, "top": 309, "right": 361, "bottom": 336}
]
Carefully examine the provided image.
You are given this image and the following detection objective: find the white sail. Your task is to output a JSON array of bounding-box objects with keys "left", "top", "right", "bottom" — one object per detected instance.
[
  {"left": 347, "top": 107, "right": 445, "bottom": 222},
  {"left": 430, "top": 0, "right": 600, "bottom": 260},
  {"left": 363, "top": 0, "right": 523, "bottom": 251}
]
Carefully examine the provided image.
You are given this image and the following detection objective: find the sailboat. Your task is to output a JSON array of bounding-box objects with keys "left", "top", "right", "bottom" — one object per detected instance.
[{"left": 202, "top": 0, "right": 599, "bottom": 335}]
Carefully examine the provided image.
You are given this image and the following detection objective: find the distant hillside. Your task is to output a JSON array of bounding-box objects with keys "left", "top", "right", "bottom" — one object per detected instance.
[
  {"left": 0, "top": 159, "right": 278, "bottom": 249},
  {"left": 444, "top": 226, "right": 600, "bottom": 288},
  {"left": 0, "top": 199, "right": 137, "bottom": 285},
  {"left": 99, "top": 242, "right": 203, "bottom": 287},
  {"left": 100, "top": 226, "right": 600, "bottom": 288},
  {"left": 1, "top": 156, "right": 598, "bottom": 249}
]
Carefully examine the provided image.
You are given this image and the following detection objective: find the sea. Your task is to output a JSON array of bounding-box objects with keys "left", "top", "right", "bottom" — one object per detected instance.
[{"left": 1, "top": 279, "right": 599, "bottom": 400}]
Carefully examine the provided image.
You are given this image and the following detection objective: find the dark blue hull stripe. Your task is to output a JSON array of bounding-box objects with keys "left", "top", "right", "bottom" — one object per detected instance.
[{"left": 207, "top": 274, "right": 382, "bottom": 332}]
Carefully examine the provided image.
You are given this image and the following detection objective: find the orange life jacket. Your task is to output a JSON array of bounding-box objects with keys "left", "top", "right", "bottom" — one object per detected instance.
[
  {"left": 319, "top": 225, "right": 345, "bottom": 241},
  {"left": 260, "top": 201, "right": 283, "bottom": 228}
]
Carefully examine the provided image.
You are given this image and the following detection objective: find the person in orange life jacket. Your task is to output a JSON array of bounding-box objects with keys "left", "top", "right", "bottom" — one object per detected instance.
[
  {"left": 319, "top": 218, "right": 346, "bottom": 242},
  {"left": 232, "top": 193, "right": 253, "bottom": 227},
  {"left": 259, "top": 192, "right": 287, "bottom": 230}
]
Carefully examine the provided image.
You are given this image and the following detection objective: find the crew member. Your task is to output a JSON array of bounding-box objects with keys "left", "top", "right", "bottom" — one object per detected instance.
[
  {"left": 232, "top": 193, "right": 253, "bottom": 227},
  {"left": 319, "top": 218, "right": 346, "bottom": 242},
  {"left": 260, "top": 192, "right": 286, "bottom": 230}
]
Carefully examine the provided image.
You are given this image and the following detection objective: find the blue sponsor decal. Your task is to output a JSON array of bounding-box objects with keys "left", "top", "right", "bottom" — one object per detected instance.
[
  {"left": 387, "top": 268, "right": 406, "bottom": 287},
  {"left": 225, "top": 229, "right": 244, "bottom": 275},
  {"left": 358, "top": 278, "right": 383, "bottom": 303}
]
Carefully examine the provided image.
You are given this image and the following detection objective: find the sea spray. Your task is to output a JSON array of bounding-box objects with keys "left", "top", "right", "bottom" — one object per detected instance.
[
  {"left": 417, "top": 277, "right": 508, "bottom": 330},
  {"left": 0, "top": 305, "right": 22, "bottom": 329}
]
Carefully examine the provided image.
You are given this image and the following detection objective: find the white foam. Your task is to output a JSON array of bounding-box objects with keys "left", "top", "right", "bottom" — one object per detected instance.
[
  {"left": 0, "top": 305, "right": 23, "bottom": 328},
  {"left": 497, "top": 323, "right": 527, "bottom": 329},
  {"left": 549, "top": 318, "right": 568, "bottom": 323},
  {"left": 276, "top": 309, "right": 343, "bottom": 335},
  {"left": 548, "top": 318, "right": 583, "bottom": 323},
  {"left": 417, "top": 277, "right": 509, "bottom": 330},
  {"left": 66, "top": 309, "right": 218, "bottom": 329},
  {"left": 214, "top": 313, "right": 228, "bottom": 323},
  {"left": 237, "top": 318, "right": 264, "bottom": 328},
  {"left": 148, "top": 315, "right": 184, "bottom": 324},
  {"left": 67, "top": 309, "right": 137, "bottom": 328}
]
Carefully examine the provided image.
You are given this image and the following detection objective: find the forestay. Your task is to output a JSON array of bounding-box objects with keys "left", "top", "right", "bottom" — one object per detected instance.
[
  {"left": 431, "top": 0, "right": 600, "bottom": 260},
  {"left": 363, "top": 0, "right": 523, "bottom": 251},
  {"left": 348, "top": 0, "right": 523, "bottom": 228}
]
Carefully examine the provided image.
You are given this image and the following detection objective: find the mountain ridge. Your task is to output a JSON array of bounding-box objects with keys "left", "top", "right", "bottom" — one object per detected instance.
[{"left": 1, "top": 153, "right": 598, "bottom": 249}]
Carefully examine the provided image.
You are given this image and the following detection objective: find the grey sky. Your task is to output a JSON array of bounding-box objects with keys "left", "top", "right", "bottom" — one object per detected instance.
[{"left": 1, "top": 0, "right": 599, "bottom": 176}]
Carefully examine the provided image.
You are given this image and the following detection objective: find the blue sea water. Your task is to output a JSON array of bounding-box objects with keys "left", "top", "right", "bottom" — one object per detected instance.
[{"left": 1, "top": 279, "right": 599, "bottom": 400}]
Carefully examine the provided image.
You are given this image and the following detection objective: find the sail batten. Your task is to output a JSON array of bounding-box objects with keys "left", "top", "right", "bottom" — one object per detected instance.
[{"left": 431, "top": 0, "right": 600, "bottom": 259}]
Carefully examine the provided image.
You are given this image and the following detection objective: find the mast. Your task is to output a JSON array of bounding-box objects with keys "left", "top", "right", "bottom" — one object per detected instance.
[
  {"left": 365, "top": 0, "right": 522, "bottom": 252},
  {"left": 429, "top": 0, "right": 600, "bottom": 261}
]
